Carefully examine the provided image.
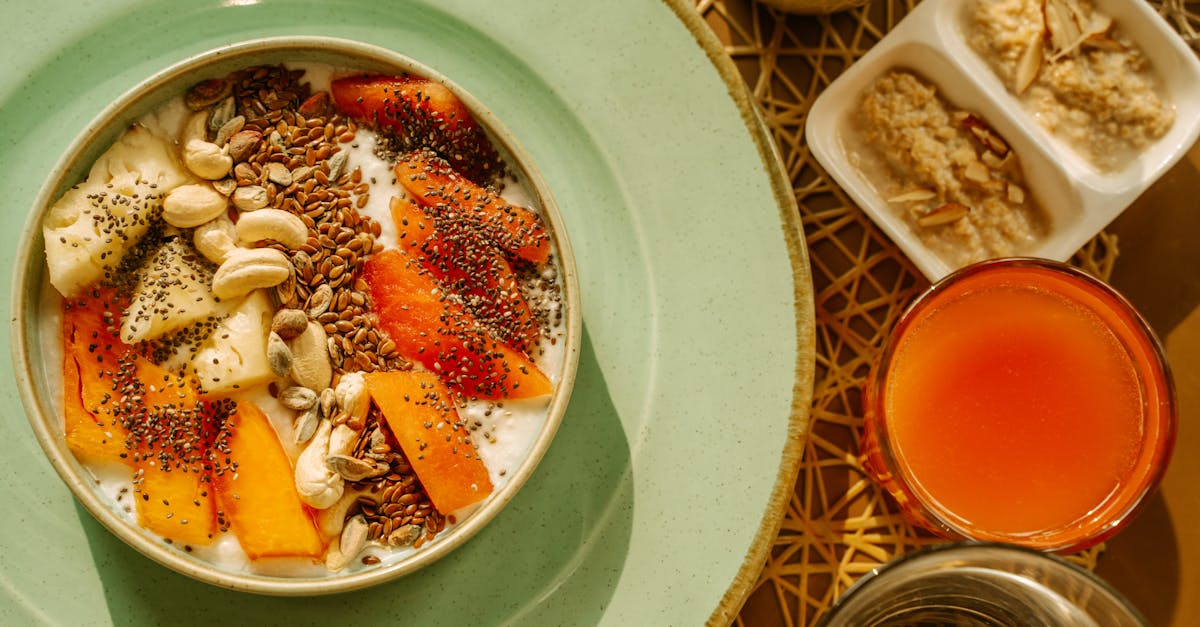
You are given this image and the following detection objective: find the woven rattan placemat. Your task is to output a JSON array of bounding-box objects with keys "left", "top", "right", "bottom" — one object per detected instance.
[{"left": 685, "top": 1, "right": 1192, "bottom": 624}]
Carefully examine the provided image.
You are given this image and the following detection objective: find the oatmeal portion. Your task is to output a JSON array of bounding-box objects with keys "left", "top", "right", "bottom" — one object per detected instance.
[
  {"left": 969, "top": 0, "right": 1174, "bottom": 171},
  {"left": 848, "top": 70, "right": 1045, "bottom": 268}
]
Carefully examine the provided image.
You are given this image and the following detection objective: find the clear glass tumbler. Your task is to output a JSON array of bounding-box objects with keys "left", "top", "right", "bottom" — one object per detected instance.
[{"left": 816, "top": 543, "right": 1148, "bottom": 626}]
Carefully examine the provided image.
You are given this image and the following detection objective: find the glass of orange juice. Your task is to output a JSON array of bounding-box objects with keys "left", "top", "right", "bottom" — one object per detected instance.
[{"left": 861, "top": 258, "right": 1175, "bottom": 552}]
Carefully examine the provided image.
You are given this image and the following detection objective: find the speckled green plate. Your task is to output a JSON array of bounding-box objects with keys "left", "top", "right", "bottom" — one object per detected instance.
[{"left": 0, "top": 0, "right": 812, "bottom": 624}]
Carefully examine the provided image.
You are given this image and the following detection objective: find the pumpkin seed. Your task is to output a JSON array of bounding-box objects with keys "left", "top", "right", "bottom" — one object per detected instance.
[
  {"left": 293, "top": 406, "right": 321, "bottom": 445},
  {"left": 214, "top": 114, "right": 246, "bottom": 147},
  {"left": 306, "top": 284, "right": 333, "bottom": 317},
  {"left": 279, "top": 385, "right": 318, "bottom": 410},
  {"left": 327, "top": 151, "right": 348, "bottom": 181},
  {"left": 327, "top": 455, "right": 389, "bottom": 482},
  {"left": 267, "top": 332, "right": 293, "bottom": 378},
  {"left": 208, "top": 96, "right": 236, "bottom": 132}
]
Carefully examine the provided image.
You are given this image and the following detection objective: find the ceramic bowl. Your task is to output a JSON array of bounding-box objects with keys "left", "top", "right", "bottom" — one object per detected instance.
[
  {"left": 806, "top": 0, "right": 1200, "bottom": 281},
  {"left": 10, "top": 36, "right": 580, "bottom": 595}
]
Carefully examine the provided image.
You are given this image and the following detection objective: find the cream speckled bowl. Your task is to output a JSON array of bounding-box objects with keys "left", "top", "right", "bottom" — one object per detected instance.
[{"left": 11, "top": 36, "right": 580, "bottom": 595}]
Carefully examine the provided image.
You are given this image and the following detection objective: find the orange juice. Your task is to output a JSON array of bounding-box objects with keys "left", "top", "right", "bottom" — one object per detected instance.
[{"left": 861, "top": 259, "right": 1175, "bottom": 551}]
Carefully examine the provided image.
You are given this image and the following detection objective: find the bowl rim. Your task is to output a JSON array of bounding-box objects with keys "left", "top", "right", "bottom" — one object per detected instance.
[{"left": 10, "top": 35, "right": 582, "bottom": 595}]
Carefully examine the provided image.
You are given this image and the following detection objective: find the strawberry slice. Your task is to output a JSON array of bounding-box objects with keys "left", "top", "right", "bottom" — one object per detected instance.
[{"left": 331, "top": 74, "right": 501, "bottom": 184}]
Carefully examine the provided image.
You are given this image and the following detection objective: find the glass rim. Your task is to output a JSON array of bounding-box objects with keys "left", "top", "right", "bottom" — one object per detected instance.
[
  {"left": 866, "top": 256, "right": 1178, "bottom": 552},
  {"left": 813, "top": 541, "right": 1150, "bottom": 627}
]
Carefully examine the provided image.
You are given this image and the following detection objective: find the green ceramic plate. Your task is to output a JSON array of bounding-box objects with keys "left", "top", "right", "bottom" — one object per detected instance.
[{"left": 0, "top": 0, "right": 813, "bottom": 624}]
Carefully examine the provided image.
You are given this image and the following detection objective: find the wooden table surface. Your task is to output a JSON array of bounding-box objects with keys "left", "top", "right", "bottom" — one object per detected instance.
[{"left": 691, "top": 2, "right": 1200, "bottom": 625}]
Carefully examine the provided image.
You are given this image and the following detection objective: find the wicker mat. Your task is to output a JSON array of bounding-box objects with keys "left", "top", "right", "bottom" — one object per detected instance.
[{"left": 689, "top": 1, "right": 1138, "bottom": 624}]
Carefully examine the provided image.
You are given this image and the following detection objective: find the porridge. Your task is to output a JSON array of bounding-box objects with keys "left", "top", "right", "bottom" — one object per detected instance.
[
  {"left": 846, "top": 70, "right": 1045, "bottom": 268},
  {"left": 968, "top": 0, "right": 1174, "bottom": 171}
]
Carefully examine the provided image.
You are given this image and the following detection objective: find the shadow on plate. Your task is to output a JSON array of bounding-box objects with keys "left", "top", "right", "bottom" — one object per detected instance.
[{"left": 77, "top": 324, "right": 633, "bottom": 625}]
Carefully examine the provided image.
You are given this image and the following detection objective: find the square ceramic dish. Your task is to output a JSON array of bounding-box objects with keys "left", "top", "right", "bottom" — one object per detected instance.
[{"left": 806, "top": 0, "right": 1200, "bottom": 280}]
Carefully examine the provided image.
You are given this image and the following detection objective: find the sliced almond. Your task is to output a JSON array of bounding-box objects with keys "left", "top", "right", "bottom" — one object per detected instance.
[
  {"left": 963, "top": 161, "right": 991, "bottom": 184},
  {"left": 964, "top": 117, "right": 1010, "bottom": 157},
  {"left": 1044, "top": 0, "right": 1080, "bottom": 57},
  {"left": 1015, "top": 34, "right": 1043, "bottom": 95},
  {"left": 917, "top": 202, "right": 969, "bottom": 227},
  {"left": 887, "top": 189, "right": 938, "bottom": 203},
  {"left": 1060, "top": 0, "right": 1091, "bottom": 36},
  {"left": 1083, "top": 33, "right": 1126, "bottom": 52},
  {"left": 1084, "top": 13, "right": 1112, "bottom": 38},
  {"left": 981, "top": 178, "right": 1006, "bottom": 193},
  {"left": 982, "top": 131, "right": 1009, "bottom": 157},
  {"left": 1007, "top": 183, "right": 1027, "bottom": 204}
]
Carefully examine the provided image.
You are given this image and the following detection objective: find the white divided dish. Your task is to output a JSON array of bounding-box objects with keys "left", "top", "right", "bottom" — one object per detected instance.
[{"left": 806, "top": 0, "right": 1200, "bottom": 281}]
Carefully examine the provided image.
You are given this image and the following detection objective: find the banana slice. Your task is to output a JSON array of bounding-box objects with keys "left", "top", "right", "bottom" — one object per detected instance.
[
  {"left": 192, "top": 289, "right": 275, "bottom": 395},
  {"left": 43, "top": 125, "right": 192, "bottom": 297},
  {"left": 120, "top": 236, "right": 219, "bottom": 344}
]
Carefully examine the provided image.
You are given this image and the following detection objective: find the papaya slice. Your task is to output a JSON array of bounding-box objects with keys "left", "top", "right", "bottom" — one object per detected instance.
[
  {"left": 394, "top": 150, "right": 550, "bottom": 265},
  {"left": 390, "top": 195, "right": 539, "bottom": 353},
  {"left": 63, "top": 349, "right": 131, "bottom": 466},
  {"left": 61, "top": 284, "right": 126, "bottom": 366},
  {"left": 135, "top": 455, "right": 217, "bottom": 547},
  {"left": 129, "top": 357, "right": 218, "bottom": 546},
  {"left": 212, "top": 401, "right": 324, "bottom": 560},
  {"left": 363, "top": 248, "right": 552, "bottom": 400},
  {"left": 330, "top": 75, "right": 499, "bottom": 184},
  {"left": 60, "top": 284, "right": 219, "bottom": 546},
  {"left": 364, "top": 370, "right": 493, "bottom": 514},
  {"left": 61, "top": 286, "right": 131, "bottom": 466}
]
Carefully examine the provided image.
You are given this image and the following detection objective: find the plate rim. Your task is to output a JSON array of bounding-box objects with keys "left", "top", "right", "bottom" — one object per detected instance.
[
  {"left": 0, "top": 1, "right": 815, "bottom": 620},
  {"left": 661, "top": 1, "right": 817, "bottom": 623}
]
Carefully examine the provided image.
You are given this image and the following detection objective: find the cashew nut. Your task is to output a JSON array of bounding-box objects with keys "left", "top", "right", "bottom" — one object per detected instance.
[
  {"left": 295, "top": 419, "right": 342, "bottom": 509},
  {"left": 288, "top": 320, "right": 333, "bottom": 392},
  {"left": 328, "top": 423, "right": 359, "bottom": 459},
  {"left": 294, "top": 413, "right": 361, "bottom": 511},
  {"left": 162, "top": 183, "right": 229, "bottom": 228},
  {"left": 335, "top": 372, "right": 369, "bottom": 429},
  {"left": 236, "top": 208, "right": 308, "bottom": 249},
  {"left": 232, "top": 185, "right": 268, "bottom": 211},
  {"left": 180, "top": 111, "right": 209, "bottom": 146},
  {"left": 211, "top": 247, "right": 291, "bottom": 300},
  {"left": 182, "top": 138, "right": 233, "bottom": 180},
  {"left": 316, "top": 488, "right": 364, "bottom": 537},
  {"left": 192, "top": 214, "right": 238, "bottom": 264}
]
